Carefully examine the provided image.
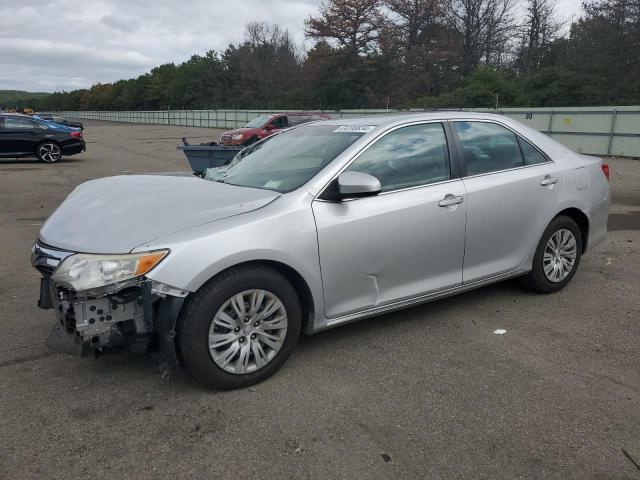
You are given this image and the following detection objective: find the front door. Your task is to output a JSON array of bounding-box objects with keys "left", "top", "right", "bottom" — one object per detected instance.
[
  {"left": 0, "top": 117, "right": 42, "bottom": 155},
  {"left": 312, "top": 122, "right": 467, "bottom": 318}
]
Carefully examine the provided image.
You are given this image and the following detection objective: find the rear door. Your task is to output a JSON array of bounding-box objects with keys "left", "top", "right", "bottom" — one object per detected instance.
[
  {"left": 451, "top": 120, "right": 563, "bottom": 283},
  {"left": 312, "top": 122, "right": 467, "bottom": 318}
]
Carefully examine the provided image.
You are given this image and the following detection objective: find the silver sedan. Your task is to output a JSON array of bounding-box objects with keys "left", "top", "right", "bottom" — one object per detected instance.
[{"left": 32, "top": 112, "right": 610, "bottom": 389}]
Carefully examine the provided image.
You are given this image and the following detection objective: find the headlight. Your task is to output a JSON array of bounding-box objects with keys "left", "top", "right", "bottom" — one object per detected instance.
[
  {"left": 51, "top": 250, "right": 168, "bottom": 291},
  {"left": 231, "top": 133, "right": 244, "bottom": 141}
]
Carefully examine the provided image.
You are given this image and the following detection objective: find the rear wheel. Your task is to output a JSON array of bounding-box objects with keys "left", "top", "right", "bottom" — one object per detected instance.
[
  {"left": 36, "top": 142, "right": 62, "bottom": 163},
  {"left": 520, "top": 215, "right": 583, "bottom": 293},
  {"left": 177, "top": 265, "right": 301, "bottom": 389}
]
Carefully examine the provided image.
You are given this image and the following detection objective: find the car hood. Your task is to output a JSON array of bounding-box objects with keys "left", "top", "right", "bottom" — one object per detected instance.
[
  {"left": 39, "top": 174, "right": 280, "bottom": 253},
  {"left": 223, "top": 127, "right": 259, "bottom": 136}
]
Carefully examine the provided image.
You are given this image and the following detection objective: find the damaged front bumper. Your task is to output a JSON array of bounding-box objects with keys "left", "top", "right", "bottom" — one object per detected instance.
[{"left": 32, "top": 242, "right": 187, "bottom": 364}]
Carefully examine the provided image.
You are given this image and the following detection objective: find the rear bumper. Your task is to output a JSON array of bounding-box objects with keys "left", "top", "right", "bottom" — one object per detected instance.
[
  {"left": 585, "top": 182, "right": 610, "bottom": 252},
  {"left": 62, "top": 140, "right": 86, "bottom": 156}
]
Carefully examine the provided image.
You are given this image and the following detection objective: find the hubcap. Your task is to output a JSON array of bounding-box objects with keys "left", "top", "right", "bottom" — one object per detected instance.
[
  {"left": 39, "top": 143, "right": 61, "bottom": 162},
  {"left": 543, "top": 228, "right": 577, "bottom": 283},
  {"left": 208, "top": 289, "right": 288, "bottom": 374}
]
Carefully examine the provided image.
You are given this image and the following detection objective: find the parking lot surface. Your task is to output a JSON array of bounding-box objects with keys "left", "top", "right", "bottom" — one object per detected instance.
[{"left": 0, "top": 120, "right": 638, "bottom": 479}]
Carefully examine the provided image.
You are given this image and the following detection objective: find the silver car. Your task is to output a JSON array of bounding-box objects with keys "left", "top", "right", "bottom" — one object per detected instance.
[{"left": 32, "top": 112, "right": 610, "bottom": 389}]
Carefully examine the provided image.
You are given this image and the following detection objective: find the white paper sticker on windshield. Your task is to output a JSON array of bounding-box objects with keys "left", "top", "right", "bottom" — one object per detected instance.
[
  {"left": 333, "top": 125, "right": 375, "bottom": 133},
  {"left": 263, "top": 180, "right": 283, "bottom": 189}
]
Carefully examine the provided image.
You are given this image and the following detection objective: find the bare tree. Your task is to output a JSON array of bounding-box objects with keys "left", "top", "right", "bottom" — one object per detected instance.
[
  {"left": 382, "top": 0, "right": 444, "bottom": 60},
  {"left": 447, "top": 0, "right": 516, "bottom": 75},
  {"left": 305, "top": 0, "right": 383, "bottom": 57},
  {"left": 380, "top": 0, "right": 461, "bottom": 100},
  {"left": 517, "top": 0, "right": 563, "bottom": 71}
]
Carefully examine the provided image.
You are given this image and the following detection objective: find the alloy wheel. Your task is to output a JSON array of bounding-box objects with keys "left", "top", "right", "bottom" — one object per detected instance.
[
  {"left": 39, "top": 143, "right": 62, "bottom": 162},
  {"left": 208, "top": 289, "right": 288, "bottom": 374},
  {"left": 543, "top": 228, "right": 577, "bottom": 283}
]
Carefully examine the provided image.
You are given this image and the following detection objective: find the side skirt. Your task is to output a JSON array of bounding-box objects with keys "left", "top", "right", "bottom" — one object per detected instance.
[{"left": 312, "top": 268, "right": 524, "bottom": 333}]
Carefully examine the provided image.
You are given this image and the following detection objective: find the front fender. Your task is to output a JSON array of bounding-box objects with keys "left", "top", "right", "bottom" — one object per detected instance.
[{"left": 136, "top": 197, "right": 325, "bottom": 325}]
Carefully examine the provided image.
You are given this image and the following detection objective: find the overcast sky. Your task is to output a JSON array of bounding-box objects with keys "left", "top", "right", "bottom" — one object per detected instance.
[{"left": 1, "top": 0, "right": 583, "bottom": 93}]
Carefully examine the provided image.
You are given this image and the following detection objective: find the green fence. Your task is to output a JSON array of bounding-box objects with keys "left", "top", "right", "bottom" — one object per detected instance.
[{"left": 57, "top": 106, "right": 640, "bottom": 157}]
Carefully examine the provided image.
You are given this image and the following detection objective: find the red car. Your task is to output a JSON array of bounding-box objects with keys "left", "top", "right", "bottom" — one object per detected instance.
[{"left": 219, "top": 112, "right": 328, "bottom": 146}]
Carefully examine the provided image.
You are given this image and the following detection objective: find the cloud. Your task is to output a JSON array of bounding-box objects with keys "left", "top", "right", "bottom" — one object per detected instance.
[
  {"left": 100, "top": 15, "right": 140, "bottom": 33},
  {"left": 0, "top": 0, "right": 322, "bottom": 92}
]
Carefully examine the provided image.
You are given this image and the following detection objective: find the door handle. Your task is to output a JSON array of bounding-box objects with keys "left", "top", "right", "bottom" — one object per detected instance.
[
  {"left": 540, "top": 176, "right": 558, "bottom": 186},
  {"left": 438, "top": 194, "right": 464, "bottom": 207}
]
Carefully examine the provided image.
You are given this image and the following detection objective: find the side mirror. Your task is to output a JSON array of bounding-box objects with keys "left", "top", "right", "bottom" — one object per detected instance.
[
  {"left": 264, "top": 123, "right": 275, "bottom": 131},
  {"left": 336, "top": 171, "right": 381, "bottom": 199}
]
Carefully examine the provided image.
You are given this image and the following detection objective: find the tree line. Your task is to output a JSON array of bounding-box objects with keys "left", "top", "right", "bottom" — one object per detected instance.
[{"left": 17, "top": 0, "right": 640, "bottom": 111}]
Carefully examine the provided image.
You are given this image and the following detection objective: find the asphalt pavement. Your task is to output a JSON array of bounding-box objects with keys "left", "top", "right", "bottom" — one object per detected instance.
[{"left": 0, "top": 120, "right": 638, "bottom": 479}]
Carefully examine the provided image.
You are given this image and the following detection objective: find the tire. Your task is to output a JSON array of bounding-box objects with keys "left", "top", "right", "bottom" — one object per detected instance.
[
  {"left": 520, "top": 215, "right": 583, "bottom": 293},
  {"left": 177, "top": 265, "right": 302, "bottom": 389},
  {"left": 242, "top": 136, "right": 258, "bottom": 147},
  {"left": 36, "top": 142, "right": 62, "bottom": 163}
]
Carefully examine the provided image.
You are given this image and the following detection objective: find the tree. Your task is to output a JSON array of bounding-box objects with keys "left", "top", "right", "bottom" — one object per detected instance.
[
  {"left": 305, "top": 0, "right": 382, "bottom": 57},
  {"left": 380, "top": 0, "right": 461, "bottom": 102},
  {"left": 515, "top": 0, "right": 563, "bottom": 72},
  {"left": 447, "top": 0, "right": 517, "bottom": 75},
  {"left": 223, "top": 22, "right": 302, "bottom": 109},
  {"left": 567, "top": 0, "right": 640, "bottom": 102}
]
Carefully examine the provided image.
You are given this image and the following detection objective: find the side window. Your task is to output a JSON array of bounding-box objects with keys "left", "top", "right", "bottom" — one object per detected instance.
[
  {"left": 288, "top": 115, "right": 310, "bottom": 127},
  {"left": 346, "top": 123, "right": 450, "bottom": 192},
  {"left": 5, "top": 117, "right": 38, "bottom": 129},
  {"left": 519, "top": 137, "right": 547, "bottom": 165},
  {"left": 270, "top": 116, "right": 286, "bottom": 129},
  {"left": 453, "top": 121, "right": 524, "bottom": 176}
]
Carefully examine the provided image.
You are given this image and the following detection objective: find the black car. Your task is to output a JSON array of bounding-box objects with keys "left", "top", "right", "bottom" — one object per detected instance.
[
  {"left": 0, "top": 114, "right": 86, "bottom": 163},
  {"left": 34, "top": 113, "right": 84, "bottom": 130}
]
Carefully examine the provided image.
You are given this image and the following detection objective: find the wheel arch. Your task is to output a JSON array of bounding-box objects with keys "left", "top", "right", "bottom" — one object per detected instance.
[
  {"left": 182, "top": 259, "right": 316, "bottom": 334},
  {"left": 35, "top": 138, "right": 61, "bottom": 150},
  {"left": 554, "top": 207, "right": 589, "bottom": 253}
]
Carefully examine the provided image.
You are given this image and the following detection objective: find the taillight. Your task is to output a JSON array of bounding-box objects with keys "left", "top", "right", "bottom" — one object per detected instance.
[
  {"left": 601, "top": 163, "right": 610, "bottom": 181},
  {"left": 70, "top": 130, "right": 82, "bottom": 138}
]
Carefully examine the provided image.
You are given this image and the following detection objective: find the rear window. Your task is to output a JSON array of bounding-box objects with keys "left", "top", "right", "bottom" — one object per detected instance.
[
  {"left": 453, "top": 121, "right": 524, "bottom": 176},
  {"left": 288, "top": 115, "right": 310, "bottom": 127}
]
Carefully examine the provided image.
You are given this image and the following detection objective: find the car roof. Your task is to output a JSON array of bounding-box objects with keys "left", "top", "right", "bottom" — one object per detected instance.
[
  {"left": 270, "top": 112, "right": 327, "bottom": 116},
  {"left": 317, "top": 111, "right": 507, "bottom": 127}
]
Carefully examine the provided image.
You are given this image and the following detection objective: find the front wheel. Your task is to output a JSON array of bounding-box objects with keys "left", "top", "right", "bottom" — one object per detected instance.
[
  {"left": 36, "top": 142, "right": 62, "bottom": 163},
  {"left": 177, "top": 265, "right": 301, "bottom": 389},
  {"left": 520, "top": 215, "right": 583, "bottom": 293}
]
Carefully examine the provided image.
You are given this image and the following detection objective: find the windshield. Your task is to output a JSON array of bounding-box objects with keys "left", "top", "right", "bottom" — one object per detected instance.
[
  {"left": 244, "top": 114, "right": 274, "bottom": 128},
  {"left": 207, "top": 125, "right": 366, "bottom": 193}
]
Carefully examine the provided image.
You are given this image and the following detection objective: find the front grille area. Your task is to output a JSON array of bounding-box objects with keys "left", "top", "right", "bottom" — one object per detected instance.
[{"left": 31, "top": 242, "right": 74, "bottom": 277}]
